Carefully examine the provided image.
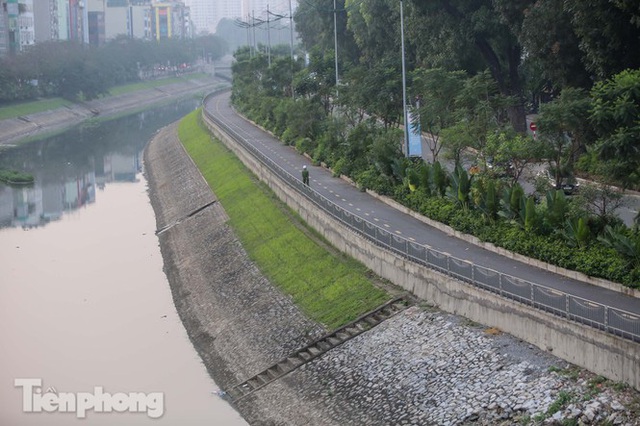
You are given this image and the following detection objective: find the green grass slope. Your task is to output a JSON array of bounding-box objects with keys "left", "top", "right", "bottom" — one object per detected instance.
[{"left": 178, "top": 110, "right": 389, "bottom": 329}]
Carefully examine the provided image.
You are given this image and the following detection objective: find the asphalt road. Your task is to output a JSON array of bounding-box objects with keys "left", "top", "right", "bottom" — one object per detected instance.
[{"left": 203, "top": 90, "right": 640, "bottom": 319}]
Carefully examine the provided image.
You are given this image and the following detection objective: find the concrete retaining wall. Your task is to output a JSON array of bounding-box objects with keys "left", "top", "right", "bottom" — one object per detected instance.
[
  {"left": 202, "top": 112, "right": 640, "bottom": 390},
  {"left": 366, "top": 190, "right": 640, "bottom": 299}
]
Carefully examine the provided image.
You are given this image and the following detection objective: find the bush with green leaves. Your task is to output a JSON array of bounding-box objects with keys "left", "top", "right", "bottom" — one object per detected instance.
[
  {"left": 0, "top": 169, "right": 34, "bottom": 184},
  {"left": 354, "top": 167, "right": 395, "bottom": 195}
]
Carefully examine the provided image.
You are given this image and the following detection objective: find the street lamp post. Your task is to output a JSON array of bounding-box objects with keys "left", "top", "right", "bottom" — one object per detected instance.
[
  {"left": 400, "top": 0, "right": 409, "bottom": 157},
  {"left": 334, "top": 0, "right": 339, "bottom": 90},
  {"left": 289, "top": 0, "right": 294, "bottom": 61}
]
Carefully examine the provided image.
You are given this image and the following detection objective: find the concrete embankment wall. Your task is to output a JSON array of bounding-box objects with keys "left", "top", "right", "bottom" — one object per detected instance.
[{"left": 202, "top": 111, "right": 640, "bottom": 390}]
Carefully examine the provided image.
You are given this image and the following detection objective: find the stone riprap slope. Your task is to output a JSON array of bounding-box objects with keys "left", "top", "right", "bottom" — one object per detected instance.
[
  {"left": 270, "top": 307, "right": 639, "bottom": 425},
  {"left": 144, "top": 122, "right": 640, "bottom": 425}
]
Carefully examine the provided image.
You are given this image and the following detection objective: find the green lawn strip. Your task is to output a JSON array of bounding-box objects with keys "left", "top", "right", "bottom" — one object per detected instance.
[
  {"left": 0, "top": 74, "right": 210, "bottom": 120},
  {"left": 178, "top": 110, "right": 389, "bottom": 329},
  {"left": 108, "top": 73, "right": 209, "bottom": 95},
  {"left": 0, "top": 98, "right": 72, "bottom": 120}
]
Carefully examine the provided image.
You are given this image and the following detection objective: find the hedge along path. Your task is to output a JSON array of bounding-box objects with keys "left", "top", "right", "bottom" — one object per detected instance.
[{"left": 178, "top": 110, "right": 389, "bottom": 329}]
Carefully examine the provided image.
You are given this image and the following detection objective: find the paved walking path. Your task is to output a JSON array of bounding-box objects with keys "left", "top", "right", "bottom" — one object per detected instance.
[{"left": 203, "top": 90, "right": 640, "bottom": 320}]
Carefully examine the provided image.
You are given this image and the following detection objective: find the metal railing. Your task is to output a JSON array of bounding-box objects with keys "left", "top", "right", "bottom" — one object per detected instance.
[{"left": 201, "top": 97, "right": 640, "bottom": 343}]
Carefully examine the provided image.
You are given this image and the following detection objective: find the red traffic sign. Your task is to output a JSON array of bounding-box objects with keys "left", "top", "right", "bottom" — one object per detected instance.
[{"left": 529, "top": 122, "right": 537, "bottom": 131}]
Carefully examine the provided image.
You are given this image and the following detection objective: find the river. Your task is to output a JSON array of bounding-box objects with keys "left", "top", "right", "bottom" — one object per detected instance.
[{"left": 0, "top": 101, "right": 248, "bottom": 425}]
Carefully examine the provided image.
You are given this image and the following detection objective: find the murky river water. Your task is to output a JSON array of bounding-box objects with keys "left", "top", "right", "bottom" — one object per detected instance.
[{"left": 0, "top": 102, "right": 248, "bottom": 425}]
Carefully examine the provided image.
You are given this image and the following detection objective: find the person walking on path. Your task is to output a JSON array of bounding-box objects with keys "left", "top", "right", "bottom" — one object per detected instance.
[{"left": 302, "top": 165, "right": 310, "bottom": 186}]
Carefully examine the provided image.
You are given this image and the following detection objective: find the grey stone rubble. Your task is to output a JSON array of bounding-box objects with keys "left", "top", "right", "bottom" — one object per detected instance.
[
  {"left": 144, "top": 122, "right": 639, "bottom": 425},
  {"left": 275, "top": 307, "right": 639, "bottom": 425}
]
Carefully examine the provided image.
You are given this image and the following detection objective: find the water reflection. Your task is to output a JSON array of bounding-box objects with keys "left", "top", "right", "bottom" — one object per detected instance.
[
  {"left": 0, "top": 100, "right": 198, "bottom": 229},
  {"left": 0, "top": 99, "right": 249, "bottom": 425}
]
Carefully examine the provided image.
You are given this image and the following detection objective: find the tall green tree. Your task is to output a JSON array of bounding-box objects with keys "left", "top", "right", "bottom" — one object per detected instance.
[
  {"left": 485, "top": 130, "right": 545, "bottom": 185},
  {"left": 494, "top": 0, "right": 591, "bottom": 90},
  {"left": 358, "top": 57, "right": 404, "bottom": 128},
  {"left": 565, "top": 0, "right": 640, "bottom": 80},
  {"left": 411, "top": 68, "right": 465, "bottom": 163},
  {"left": 590, "top": 69, "right": 640, "bottom": 189},
  {"left": 442, "top": 71, "right": 512, "bottom": 164},
  {"left": 194, "top": 34, "right": 229, "bottom": 61},
  {"left": 294, "top": 0, "right": 360, "bottom": 67},
  {"left": 409, "top": 0, "right": 526, "bottom": 131},
  {"left": 345, "top": 0, "right": 401, "bottom": 67},
  {"left": 537, "top": 87, "right": 592, "bottom": 188}
]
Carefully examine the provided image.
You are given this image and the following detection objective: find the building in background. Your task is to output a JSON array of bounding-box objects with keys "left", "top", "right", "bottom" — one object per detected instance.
[
  {"left": 87, "top": 0, "right": 105, "bottom": 45},
  {"left": 32, "top": 0, "right": 92, "bottom": 44},
  {"left": 0, "top": 2, "right": 9, "bottom": 56},
  {"left": 67, "top": 0, "right": 88, "bottom": 43},
  {"left": 150, "top": 1, "right": 189, "bottom": 41},
  {"left": 17, "top": 0, "right": 34, "bottom": 49},
  {"left": 183, "top": 0, "right": 213, "bottom": 35},
  {"left": 33, "top": 0, "right": 59, "bottom": 43},
  {"left": 217, "top": 0, "right": 240, "bottom": 29},
  {"left": 0, "top": 0, "right": 193, "bottom": 56},
  {"left": 106, "top": 1, "right": 189, "bottom": 41},
  {"left": 105, "top": 0, "right": 152, "bottom": 40},
  {"left": 54, "top": 0, "right": 69, "bottom": 41},
  {"left": 2, "top": 0, "right": 21, "bottom": 55}
]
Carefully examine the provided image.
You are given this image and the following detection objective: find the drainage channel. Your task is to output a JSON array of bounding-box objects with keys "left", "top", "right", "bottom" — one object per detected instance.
[
  {"left": 156, "top": 199, "right": 218, "bottom": 235},
  {"left": 225, "top": 296, "right": 412, "bottom": 402}
]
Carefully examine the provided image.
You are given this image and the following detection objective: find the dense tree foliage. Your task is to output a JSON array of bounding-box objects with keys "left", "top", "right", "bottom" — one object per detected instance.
[
  {"left": 294, "top": 0, "right": 640, "bottom": 123},
  {"left": 409, "top": 0, "right": 526, "bottom": 131},
  {"left": 410, "top": 68, "right": 465, "bottom": 163},
  {"left": 294, "top": 0, "right": 360, "bottom": 69},
  {"left": 536, "top": 87, "right": 592, "bottom": 188}
]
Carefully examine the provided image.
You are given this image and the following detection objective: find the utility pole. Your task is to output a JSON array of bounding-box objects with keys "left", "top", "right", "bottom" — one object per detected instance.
[
  {"left": 252, "top": 10, "right": 256, "bottom": 56},
  {"left": 267, "top": 4, "right": 271, "bottom": 67},
  {"left": 289, "top": 0, "right": 295, "bottom": 99},
  {"left": 247, "top": 14, "right": 252, "bottom": 57}
]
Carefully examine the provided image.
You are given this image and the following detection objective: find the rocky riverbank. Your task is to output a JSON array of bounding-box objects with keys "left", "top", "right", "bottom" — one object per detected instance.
[
  {"left": 144, "top": 121, "right": 640, "bottom": 425},
  {"left": 0, "top": 75, "right": 224, "bottom": 146}
]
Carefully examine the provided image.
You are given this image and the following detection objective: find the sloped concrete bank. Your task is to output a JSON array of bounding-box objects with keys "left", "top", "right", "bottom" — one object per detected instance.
[
  {"left": 0, "top": 76, "right": 223, "bottom": 146},
  {"left": 144, "top": 122, "right": 639, "bottom": 425}
]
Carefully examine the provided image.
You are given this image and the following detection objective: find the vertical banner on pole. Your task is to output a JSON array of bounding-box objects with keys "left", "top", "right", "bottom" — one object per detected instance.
[{"left": 407, "top": 110, "right": 422, "bottom": 157}]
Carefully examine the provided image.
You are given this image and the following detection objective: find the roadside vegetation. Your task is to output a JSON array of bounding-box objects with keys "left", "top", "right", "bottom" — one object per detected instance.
[
  {"left": 177, "top": 110, "right": 389, "bottom": 329},
  {"left": 0, "top": 169, "right": 34, "bottom": 184},
  {"left": 225, "top": 1, "right": 640, "bottom": 287}
]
